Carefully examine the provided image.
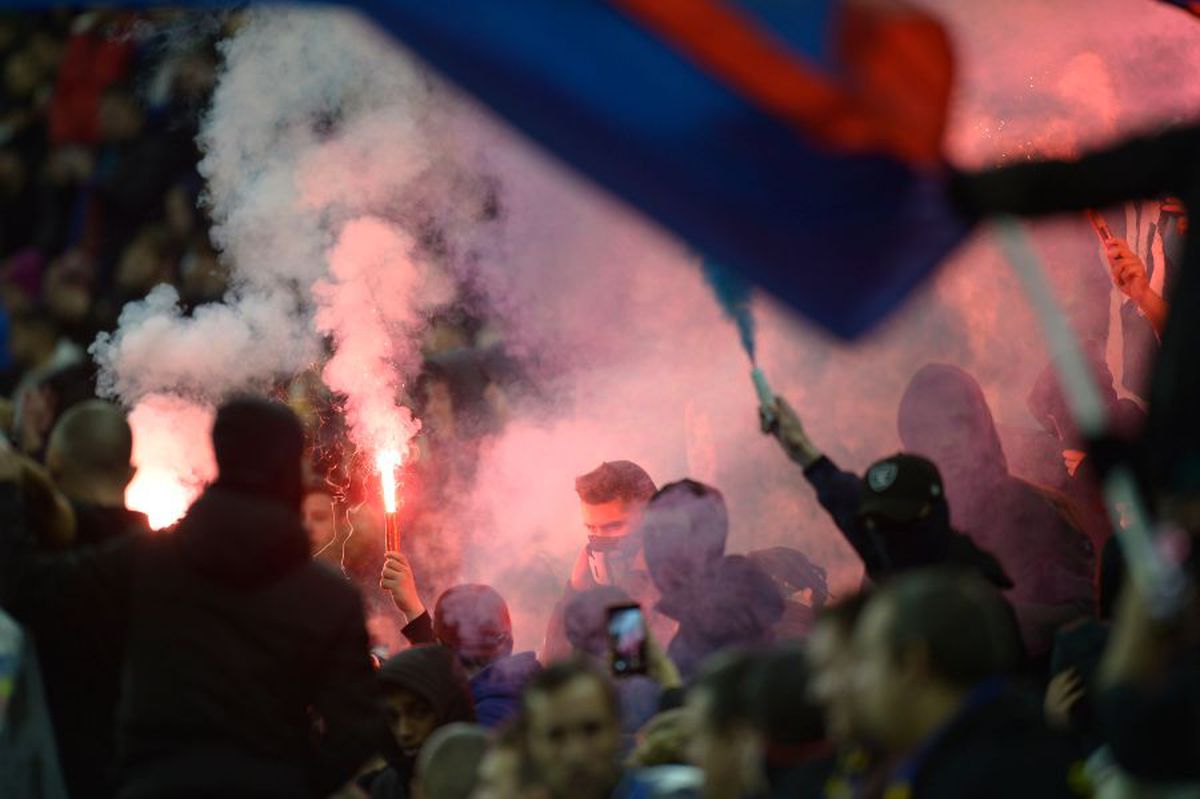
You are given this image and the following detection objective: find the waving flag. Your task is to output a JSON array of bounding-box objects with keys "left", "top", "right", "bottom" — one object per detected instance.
[
  {"left": 1160, "top": 0, "right": 1200, "bottom": 17},
  {"left": 348, "top": 0, "right": 969, "bottom": 338}
]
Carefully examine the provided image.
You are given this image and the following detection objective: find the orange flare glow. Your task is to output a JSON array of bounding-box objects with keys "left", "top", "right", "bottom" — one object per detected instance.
[
  {"left": 376, "top": 450, "right": 401, "bottom": 513},
  {"left": 126, "top": 468, "right": 195, "bottom": 530}
]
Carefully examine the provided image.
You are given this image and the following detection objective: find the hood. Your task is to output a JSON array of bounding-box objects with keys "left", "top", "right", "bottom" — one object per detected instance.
[
  {"left": 642, "top": 480, "right": 729, "bottom": 598},
  {"left": 898, "top": 364, "right": 1008, "bottom": 489},
  {"left": 471, "top": 651, "right": 542, "bottom": 702},
  {"left": 173, "top": 486, "right": 310, "bottom": 589},
  {"left": 378, "top": 645, "right": 476, "bottom": 726},
  {"left": 210, "top": 398, "right": 305, "bottom": 511}
]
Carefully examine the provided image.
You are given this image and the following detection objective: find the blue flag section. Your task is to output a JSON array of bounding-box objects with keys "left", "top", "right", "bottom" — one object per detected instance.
[{"left": 345, "top": 0, "right": 970, "bottom": 339}]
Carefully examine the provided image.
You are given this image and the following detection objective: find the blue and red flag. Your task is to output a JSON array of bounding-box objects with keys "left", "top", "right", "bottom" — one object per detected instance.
[
  {"left": 349, "top": 0, "right": 969, "bottom": 338},
  {"left": 1160, "top": 0, "right": 1200, "bottom": 17}
]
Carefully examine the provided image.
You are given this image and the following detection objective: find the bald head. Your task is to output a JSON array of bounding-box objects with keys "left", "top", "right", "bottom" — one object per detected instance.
[
  {"left": 415, "top": 723, "right": 489, "bottom": 799},
  {"left": 46, "top": 401, "right": 135, "bottom": 503}
]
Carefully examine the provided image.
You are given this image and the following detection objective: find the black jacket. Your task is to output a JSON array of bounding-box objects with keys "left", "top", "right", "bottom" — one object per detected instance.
[
  {"left": 884, "top": 685, "right": 1083, "bottom": 799},
  {"left": 33, "top": 501, "right": 149, "bottom": 799},
  {"left": 1097, "top": 644, "right": 1200, "bottom": 782},
  {"left": 803, "top": 456, "right": 1014, "bottom": 590},
  {"left": 1, "top": 484, "right": 385, "bottom": 799}
]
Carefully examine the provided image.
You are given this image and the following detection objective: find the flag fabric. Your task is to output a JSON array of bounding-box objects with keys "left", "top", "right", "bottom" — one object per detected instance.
[
  {"left": 348, "top": 0, "right": 970, "bottom": 339},
  {"left": 1160, "top": 0, "right": 1200, "bottom": 17}
]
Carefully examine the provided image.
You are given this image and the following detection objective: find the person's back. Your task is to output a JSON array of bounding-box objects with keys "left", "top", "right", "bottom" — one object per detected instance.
[
  {"left": 116, "top": 399, "right": 383, "bottom": 798},
  {"left": 34, "top": 401, "right": 148, "bottom": 799}
]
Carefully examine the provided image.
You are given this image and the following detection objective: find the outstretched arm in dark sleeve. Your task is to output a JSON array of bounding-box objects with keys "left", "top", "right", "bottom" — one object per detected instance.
[{"left": 763, "top": 397, "right": 888, "bottom": 580}]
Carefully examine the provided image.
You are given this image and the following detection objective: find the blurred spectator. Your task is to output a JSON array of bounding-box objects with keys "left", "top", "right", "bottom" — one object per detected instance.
[
  {"left": 629, "top": 709, "right": 691, "bottom": 769},
  {"left": 471, "top": 722, "right": 548, "bottom": 799},
  {"left": 48, "top": 13, "right": 133, "bottom": 146},
  {"left": 0, "top": 398, "right": 385, "bottom": 798},
  {"left": 522, "top": 660, "right": 624, "bottom": 799},
  {"left": 562, "top": 585, "right": 682, "bottom": 745},
  {"left": 0, "top": 607, "right": 68, "bottom": 799},
  {"left": 369, "top": 645, "right": 476, "bottom": 799},
  {"left": 849, "top": 569, "right": 1081, "bottom": 798},
  {"left": 13, "top": 360, "right": 94, "bottom": 459},
  {"left": 1096, "top": 541, "right": 1200, "bottom": 784},
  {"left": 685, "top": 651, "right": 766, "bottom": 799},
  {"left": 743, "top": 649, "right": 830, "bottom": 798},
  {"left": 413, "top": 723, "right": 488, "bottom": 799},
  {"left": 302, "top": 484, "right": 338, "bottom": 557}
]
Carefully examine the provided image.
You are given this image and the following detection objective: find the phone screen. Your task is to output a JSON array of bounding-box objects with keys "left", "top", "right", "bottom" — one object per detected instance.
[
  {"left": 606, "top": 603, "right": 648, "bottom": 676},
  {"left": 1086, "top": 209, "right": 1114, "bottom": 242}
]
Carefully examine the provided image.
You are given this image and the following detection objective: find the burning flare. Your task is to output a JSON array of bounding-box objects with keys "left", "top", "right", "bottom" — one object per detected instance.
[{"left": 377, "top": 449, "right": 402, "bottom": 551}]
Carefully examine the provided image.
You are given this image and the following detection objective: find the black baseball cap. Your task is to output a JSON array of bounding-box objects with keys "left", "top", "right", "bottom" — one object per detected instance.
[{"left": 856, "top": 454, "right": 945, "bottom": 525}]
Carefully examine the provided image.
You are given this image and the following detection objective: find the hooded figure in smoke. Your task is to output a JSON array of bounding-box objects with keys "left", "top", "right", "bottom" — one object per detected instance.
[
  {"left": 366, "top": 645, "right": 476, "bottom": 799},
  {"left": 641, "top": 480, "right": 784, "bottom": 680},
  {"left": 897, "top": 364, "right": 1095, "bottom": 653},
  {"left": 0, "top": 397, "right": 386, "bottom": 799}
]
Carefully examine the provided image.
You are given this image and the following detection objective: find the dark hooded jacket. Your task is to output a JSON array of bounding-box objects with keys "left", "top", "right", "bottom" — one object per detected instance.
[
  {"left": 641, "top": 482, "right": 784, "bottom": 679},
  {"left": 470, "top": 652, "right": 542, "bottom": 728},
  {"left": 0, "top": 399, "right": 385, "bottom": 799},
  {"left": 368, "top": 645, "right": 476, "bottom": 799},
  {"left": 897, "top": 365, "right": 1095, "bottom": 653},
  {"left": 658, "top": 555, "right": 784, "bottom": 680}
]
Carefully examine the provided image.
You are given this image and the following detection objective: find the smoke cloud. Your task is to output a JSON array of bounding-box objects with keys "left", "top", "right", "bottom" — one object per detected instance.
[{"left": 92, "top": 2, "right": 1200, "bottom": 650}]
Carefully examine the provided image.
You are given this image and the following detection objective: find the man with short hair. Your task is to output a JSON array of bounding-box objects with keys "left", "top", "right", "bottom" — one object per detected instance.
[
  {"left": 522, "top": 660, "right": 624, "bottom": 799},
  {"left": 571, "top": 461, "right": 657, "bottom": 591},
  {"left": 685, "top": 652, "right": 766, "bottom": 799},
  {"left": 18, "top": 400, "right": 149, "bottom": 799},
  {"left": 849, "top": 570, "right": 1080, "bottom": 798},
  {"left": 45, "top": 400, "right": 148, "bottom": 545},
  {"left": 544, "top": 461, "right": 658, "bottom": 660}
]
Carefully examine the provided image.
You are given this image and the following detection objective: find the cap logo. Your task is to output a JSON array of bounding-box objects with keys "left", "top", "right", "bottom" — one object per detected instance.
[{"left": 868, "top": 462, "right": 899, "bottom": 492}]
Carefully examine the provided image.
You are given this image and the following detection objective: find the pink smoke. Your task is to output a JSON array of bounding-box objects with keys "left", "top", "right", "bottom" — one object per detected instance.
[{"left": 314, "top": 217, "right": 448, "bottom": 464}]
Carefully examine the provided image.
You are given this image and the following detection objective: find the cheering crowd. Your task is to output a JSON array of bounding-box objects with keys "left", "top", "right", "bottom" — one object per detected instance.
[{"left": 1, "top": 7, "right": 1199, "bottom": 799}]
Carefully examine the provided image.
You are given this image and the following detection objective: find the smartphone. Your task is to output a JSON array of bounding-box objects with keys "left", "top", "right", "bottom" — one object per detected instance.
[
  {"left": 606, "top": 603, "right": 648, "bottom": 676},
  {"left": 1086, "top": 209, "right": 1115, "bottom": 243}
]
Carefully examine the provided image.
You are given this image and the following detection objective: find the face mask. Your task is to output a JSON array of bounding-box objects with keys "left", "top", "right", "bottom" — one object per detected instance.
[{"left": 588, "top": 533, "right": 641, "bottom": 557}]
